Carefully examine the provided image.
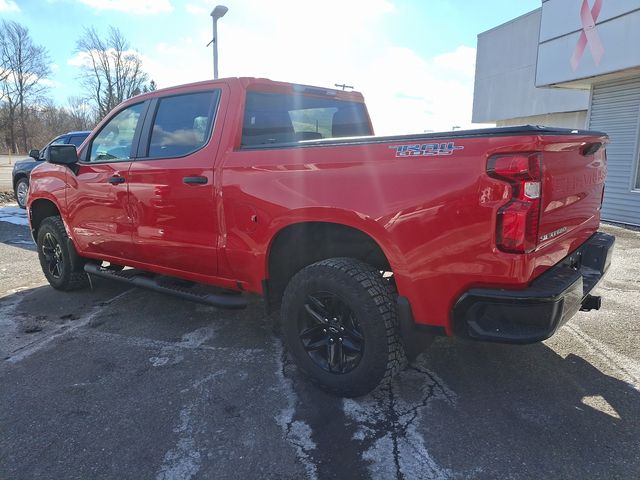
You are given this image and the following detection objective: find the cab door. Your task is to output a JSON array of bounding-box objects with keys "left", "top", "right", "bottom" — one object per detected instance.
[
  {"left": 66, "top": 101, "right": 148, "bottom": 260},
  {"left": 126, "top": 88, "right": 224, "bottom": 276}
]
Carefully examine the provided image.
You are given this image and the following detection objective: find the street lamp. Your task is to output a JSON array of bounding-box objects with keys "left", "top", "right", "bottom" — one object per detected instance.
[{"left": 210, "top": 5, "right": 228, "bottom": 79}]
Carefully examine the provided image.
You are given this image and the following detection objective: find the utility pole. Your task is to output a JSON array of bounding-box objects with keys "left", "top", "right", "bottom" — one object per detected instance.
[
  {"left": 209, "top": 5, "right": 228, "bottom": 79},
  {"left": 335, "top": 83, "right": 354, "bottom": 91}
]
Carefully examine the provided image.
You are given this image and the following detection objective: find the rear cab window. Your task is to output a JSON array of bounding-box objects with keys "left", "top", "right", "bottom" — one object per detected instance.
[{"left": 241, "top": 91, "right": 372, "bottom": 147}]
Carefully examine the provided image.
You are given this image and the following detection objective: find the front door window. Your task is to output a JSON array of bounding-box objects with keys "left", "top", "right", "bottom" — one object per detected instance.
[{"left": 89, "top": 103, "right": 144, "bottom": 162}]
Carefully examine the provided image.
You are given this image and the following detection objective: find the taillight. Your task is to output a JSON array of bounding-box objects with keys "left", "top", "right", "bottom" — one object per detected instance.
[{"left": 487, "top": 153, "right": 542, "bottom": 253}]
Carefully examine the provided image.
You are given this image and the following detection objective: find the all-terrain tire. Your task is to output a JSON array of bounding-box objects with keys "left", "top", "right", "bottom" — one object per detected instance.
[
  {"left": 36, "top": 216, "right": 89, "bottom": 291},
  {"left": 281, "top": 257, "right": 406, "bottom": 397}
]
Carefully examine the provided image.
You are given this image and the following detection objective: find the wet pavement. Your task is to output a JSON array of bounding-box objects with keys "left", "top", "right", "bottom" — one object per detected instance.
[{"left": 1, "top": 210, "right": 639, "bottom": 480}]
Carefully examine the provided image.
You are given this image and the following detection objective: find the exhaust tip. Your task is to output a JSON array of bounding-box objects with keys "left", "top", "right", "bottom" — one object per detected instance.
[{"left": 580, "top": 294, "right": 602, "bottom": 312}]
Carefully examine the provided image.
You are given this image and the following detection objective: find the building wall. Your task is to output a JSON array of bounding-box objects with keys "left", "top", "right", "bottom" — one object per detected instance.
[
  {"left": 473, "top": 9, "right": 589, "bottom": 124},
  {"left": 589, "top": 77, "right": 640, "bottom": 226},
  {"left": 473, "top": 2, "right": 640, "bottom": 226},
  {"left": 537, "top": 0, "right": 640, "bottom": 87},
  {"left": 496, "top": 111, "right": 587, "bottom": 129}
]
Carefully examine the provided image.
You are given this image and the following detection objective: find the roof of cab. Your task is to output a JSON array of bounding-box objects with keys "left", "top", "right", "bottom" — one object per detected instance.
[{"left": 128, "top": 77, "right": 365, "bottom": 103}]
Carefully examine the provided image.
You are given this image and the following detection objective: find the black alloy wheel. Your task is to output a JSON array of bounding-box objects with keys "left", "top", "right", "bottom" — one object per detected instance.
[
  {"left": 281, "top": 257, "right": 406, "bottom": 397},
  {"left": 41, "top": 232, "right": 64, "bottom": 279},
  {"left": 299, "top": 292, "right": 364, "bottom": 374},
  {"left": 36, "top": 216, "right": 89, "bottom": 290}
]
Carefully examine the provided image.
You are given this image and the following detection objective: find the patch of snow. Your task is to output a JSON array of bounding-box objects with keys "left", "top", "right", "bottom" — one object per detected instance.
[
  {"left": 156, "top": 406, "right": 202, "bottom": 480},
  {"left": 343, "top": 357, "right": 457, "bottom": 480},
  {"left": 273, "top": 338, "right": 318, "bottom": 480},
  {"left": 0, "top": 206, "right": 28, "bottom": 226}
]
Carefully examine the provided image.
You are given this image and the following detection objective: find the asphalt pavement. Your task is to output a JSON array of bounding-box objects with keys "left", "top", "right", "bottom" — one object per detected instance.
[{"left": 1, "top": 204, "right": 639, "bottom": 480}]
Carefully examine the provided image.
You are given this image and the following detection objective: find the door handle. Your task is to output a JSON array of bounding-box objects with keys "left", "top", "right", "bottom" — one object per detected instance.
[
  {"left": 183, "top": 176, "right": 208, "bottom": 185},
  {"left": 107, "top": 175, "right": 126, "bottom": 184}
]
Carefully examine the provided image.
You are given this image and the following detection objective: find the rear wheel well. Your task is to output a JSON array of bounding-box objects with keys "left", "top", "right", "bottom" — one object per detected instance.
[
  {"left": 13, "top": 173, "right": 28, "bottom": 189},
  {"left": 30, "top": 199, "right": 61, "bottom": 235},
  {"left": 267, "top": 222, "right": 391, "bottom": 306}
]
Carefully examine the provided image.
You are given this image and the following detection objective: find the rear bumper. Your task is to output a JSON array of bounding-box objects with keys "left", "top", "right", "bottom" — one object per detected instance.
[{"left": 452, "top": 232, "right": 615, "bottom": 344}]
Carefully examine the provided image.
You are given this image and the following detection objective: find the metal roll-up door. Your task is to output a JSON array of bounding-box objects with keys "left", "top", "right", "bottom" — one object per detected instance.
[{"left": 588, "top": 77, "right": 640, "bottom": 226}]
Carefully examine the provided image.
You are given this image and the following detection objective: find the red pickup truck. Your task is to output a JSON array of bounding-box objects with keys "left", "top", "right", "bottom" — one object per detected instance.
[{"left": 28, "top": 78, "right": 614, "bottom": 397}]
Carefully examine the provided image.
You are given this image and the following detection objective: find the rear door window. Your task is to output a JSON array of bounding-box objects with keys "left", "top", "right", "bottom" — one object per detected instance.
[
  {"left": 146, "top": 90, "right": 220, "bottom": 158},
  {"left": 242, "top": 92, "right": 371, "bottom": 146}
]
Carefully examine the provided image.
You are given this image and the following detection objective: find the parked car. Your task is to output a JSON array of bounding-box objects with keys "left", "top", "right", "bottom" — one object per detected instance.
[
  {"left": 27, "top": 78, "right": 614, "bottom": 397},
  {"left": 12, "top": 131, "right": 90, "bottom": 208}
]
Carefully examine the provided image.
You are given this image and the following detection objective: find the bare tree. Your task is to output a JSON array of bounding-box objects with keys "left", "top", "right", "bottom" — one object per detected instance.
[
  {"left": 76, "top": 27, "right": 149, "bottom": 120},
  {"left": 0, "top": 20, "right": 51, "bottom": 153},
  {"left": 67, "top": 96, "right": 94, "bottom": 131}
]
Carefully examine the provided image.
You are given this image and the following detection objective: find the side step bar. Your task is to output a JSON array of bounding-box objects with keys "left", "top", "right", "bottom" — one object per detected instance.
[{"left": 84, "top": 264, "right": 247, "bottom": 310}]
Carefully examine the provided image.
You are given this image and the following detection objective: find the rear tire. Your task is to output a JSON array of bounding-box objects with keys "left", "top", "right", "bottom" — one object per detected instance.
[
  {"left": 281, "top": 257, "right": 405, "bottom": 397},
  {"left": 36, "top": 216, "right": 89, "bottom": 291}
]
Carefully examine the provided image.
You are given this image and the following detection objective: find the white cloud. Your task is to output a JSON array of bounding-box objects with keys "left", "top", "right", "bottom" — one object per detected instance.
[
  {"left": 0, "top": 0, "right": 20, "bottom": 12},
  {"left": 67, "top": 48, "right": 144, "bottom": 69},
  {"left": 185, "top": 3, "right": 207, "bottom": 15},
  {"left": 40, "top": 78, "right": 63, "bottom": 88},
  {"left": 76, "top": 0, "right": 172, "bottom": 15},
  {"left": 67, "top": 51, "right": 91, "bottom": 68},
  {"left": 85, "top": 0, "right": 478, "bottom": 134}
]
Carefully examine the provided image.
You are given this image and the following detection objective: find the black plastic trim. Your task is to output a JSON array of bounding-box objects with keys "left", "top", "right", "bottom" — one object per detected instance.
[
  {"left": 239, "top": 124, "right": 608, "bottom": 151},
  {"left": 452, "top": 232, "right": 615, "bottom": 344},
  {"left": 84, "top": 263, "right": 247, "bottom": 310},
  {"left": 183, "top": 176, "right": 208, "bottom": 185},
  {"left": 397, "top": 296, "right": 445, "bottom": 359}
]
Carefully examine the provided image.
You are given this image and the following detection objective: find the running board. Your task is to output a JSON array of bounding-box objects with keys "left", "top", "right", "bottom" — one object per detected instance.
[{"left": 84, "top": 264, "right": 247, "bottom": 310}]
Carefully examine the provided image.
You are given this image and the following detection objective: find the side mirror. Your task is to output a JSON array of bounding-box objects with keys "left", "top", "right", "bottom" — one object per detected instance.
[
  {"left": 45, "top": 144, "right": 78, "bottom": 165},
  {"left": 29, "top": 149, "right": 40, "bottom": 160}
]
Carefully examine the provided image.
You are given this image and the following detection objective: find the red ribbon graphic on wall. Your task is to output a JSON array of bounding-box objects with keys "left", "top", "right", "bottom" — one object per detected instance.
[{"left": 570, "top": 0, "right": 605, "bottom": 71}]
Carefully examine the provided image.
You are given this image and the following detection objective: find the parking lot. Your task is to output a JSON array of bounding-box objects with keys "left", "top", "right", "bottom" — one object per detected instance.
[
  {"left": 0, "top": 203, "right": 639, "bottom": 480},
  {"left": 0, "top": 155, "right": 17, "bottom": 192}
]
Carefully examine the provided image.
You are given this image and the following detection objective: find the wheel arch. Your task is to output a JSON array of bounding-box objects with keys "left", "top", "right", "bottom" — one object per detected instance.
[
  {"left": 30, "top": 198, "right": 62, "bottom": 237},
  {"left": 265, "top": 218, "right": 397, "bottom": 306},
  {"left": 13, "top": 172, "right": 29, "bottom": 189}
]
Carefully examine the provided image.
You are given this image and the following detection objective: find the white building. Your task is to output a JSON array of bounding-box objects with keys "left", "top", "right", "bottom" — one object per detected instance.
[{"left": 473, "top": 0, "right": 640, "bottom": 226}]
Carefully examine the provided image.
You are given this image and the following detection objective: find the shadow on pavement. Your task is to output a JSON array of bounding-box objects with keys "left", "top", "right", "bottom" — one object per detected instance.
[
  {"left": 0, "top": 280, "right": 638, "bottom": 479},
  {"left": 286, "top": 334, "right": 640, "bottom": 479}
]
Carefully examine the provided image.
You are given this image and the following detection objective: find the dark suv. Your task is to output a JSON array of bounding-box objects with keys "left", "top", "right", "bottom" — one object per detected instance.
[{"left": 12, "top": 131, "right": 90, "bottom": 208}]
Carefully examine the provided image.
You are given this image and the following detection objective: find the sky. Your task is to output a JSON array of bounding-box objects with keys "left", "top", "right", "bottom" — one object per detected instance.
[{"left": 0, "top": 0, "right": 541, "bottom": 134}]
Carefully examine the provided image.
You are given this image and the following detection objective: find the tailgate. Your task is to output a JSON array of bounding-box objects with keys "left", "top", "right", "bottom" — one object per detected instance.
[{"left": 537, "top": 134, "right": 608, "bottom": 250}]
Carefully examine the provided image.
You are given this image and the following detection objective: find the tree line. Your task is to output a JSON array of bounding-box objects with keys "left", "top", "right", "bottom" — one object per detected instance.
[{"left": 0, "top": 20, "right": 154, "bottom": 154}]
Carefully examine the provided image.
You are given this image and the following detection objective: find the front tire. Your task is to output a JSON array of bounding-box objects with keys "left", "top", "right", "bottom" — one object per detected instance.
[
  {"left": 36, "top": 216, "right": 89, "bottom": 291},
  {"left": 15, "top": 177, "right": 29, "bottom": 209},
  {"left": 281, "top": 257, "right": 405, "bottom": 397}
]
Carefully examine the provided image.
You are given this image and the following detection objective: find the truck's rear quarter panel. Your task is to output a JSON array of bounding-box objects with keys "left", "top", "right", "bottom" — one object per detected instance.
[{"left": 221, "top": 130, "right": 607, "bottom": 333}]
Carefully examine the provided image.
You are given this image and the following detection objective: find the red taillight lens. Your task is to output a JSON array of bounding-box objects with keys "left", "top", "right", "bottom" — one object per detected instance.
[{"left": 488, "top": 153, "right": 542, "bottom": 254}]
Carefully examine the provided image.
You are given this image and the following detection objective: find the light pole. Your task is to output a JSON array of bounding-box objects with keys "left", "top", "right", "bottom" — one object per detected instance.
[{"left": 210, "top": 5, "right": 228, "bottom": 79}]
